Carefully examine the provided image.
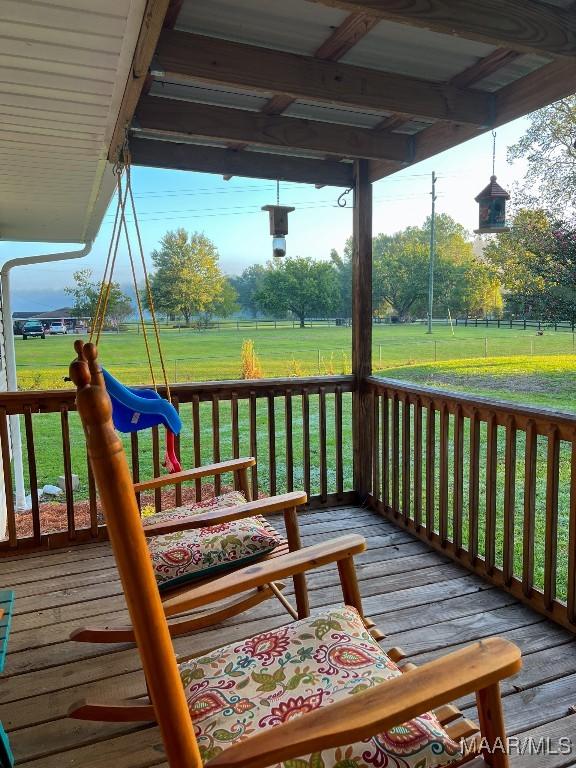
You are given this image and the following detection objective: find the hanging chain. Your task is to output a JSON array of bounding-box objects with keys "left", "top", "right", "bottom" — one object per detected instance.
[
  {"left": 492, "top": 130, "right": 497, "bottom": 177},
  {"left": 276, "top": 179, "right": 280, "bottom": 205}
]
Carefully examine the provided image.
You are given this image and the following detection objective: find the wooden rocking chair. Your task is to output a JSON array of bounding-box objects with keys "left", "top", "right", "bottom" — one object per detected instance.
[
  {"left": 71, "top": 454, "right": 311, "bottom": 644},
  {"left": 70, "top": 343, "right": 522, "bottom": 768}
]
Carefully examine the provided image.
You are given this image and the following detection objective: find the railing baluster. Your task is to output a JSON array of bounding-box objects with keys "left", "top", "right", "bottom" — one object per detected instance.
[
  {"left": 130, "top": 432, "right": 141, "bottom": 509},
  {"left": 268, "top": 393, "right": 277, "bottom": 496},
  {"left": 425, "top": 402, "right": 435, "bottom": 538},
  {"left": 319, "top": 388, "right": 327, "bottom": 503},
  {"left": 402, "top": 395, "right": 411, "bottom": 519},
  {"left": 231, "top": 393, "right": 240, "bottom": 459},
  {"left": 544, "top": 426, "right": 560, "bottom": 611},
  {"left": 391, "top": 393, "right": 400, "bottom": 516},
  {"left": 371, "top": 390, "right": 379, "bottom": 502},
  {"left": 335, "top": 387, "right": 343, "bottom": 500},
  {"left": 60, "top": 406, "right": 75, "bottom": 540},
  {"left": 212, "top": 395, "right": 221, "bottom": 496},
  {"left": 152, "top": 425, "right": 161, "bottom": 511},
  {"left": 23, "top": 408, "right": 40, "bottom": 545},
  {"left": 468, "top": 408, "right": 480, "bottom": 561},
  {"left": 0, "top": 410, "right": 16, "bottom": 548},
  {"left": 285, "top": 390, "right": 294, "bottom": 493},
  {"left": 439, "top": 403, "right": 449, "bottom": 546},
  {"left": 568, "top": 437, "right": 576, "bottom": 625},
  {"left": 452, "top": 404, "right": 464, "bottom": 553},
  {"left": 381, "top": 390, "right": 389, "bottom": 508},
  {"left": 414, "top": 397, "right": 422, "bottom": 529},
  {"left": 485, "top": 413, "right": 498, "bottom": 574},
  {"left": 192, "top": 395, "right": 202, "bottom": 501},
  {"left": 503, "top": 417, "right": 517, "bottom": 586},
  {"left": 173, "top": 397, "right": 182, "bottom": 507},
  {"left": 302, "top": 390, "right": 311, "bottom": 499},
  {"left": 523, "top": 419, "right": 537, "bottom": 598},
  {"left": 87, "top": 455, "right": 99, "bottom": 536},
  {"left": 249, "top": 391, "right": 258, "bottom": 499}
]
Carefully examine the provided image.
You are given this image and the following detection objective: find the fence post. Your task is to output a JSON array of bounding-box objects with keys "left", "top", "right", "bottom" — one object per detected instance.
[
  {"left": 317, "top": 348, "right": 321, "bottom": 374},
  {"left": 484, "top": 338, "right": 488, "bottom": 358},
  {"left": 379, "top": 344, "right": 382, "bottom": 366},
  {"left": 434, "top": 340, "right": 437, "bottom": 361},
  {"left": 497, "top": 318, "right": 500, "bottom": 328}
]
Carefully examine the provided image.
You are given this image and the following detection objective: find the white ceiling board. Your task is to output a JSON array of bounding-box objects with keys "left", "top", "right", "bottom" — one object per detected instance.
[
  {"left": 285, "top": 101, "right": 389, "bottom": 128},
  {"left": 0, "top": 0, "right": 147, "bottom": 243},
  {"left": 176, "top": 0, "right": 348, "bottom": 56},
  {"left": 474, "top": 53, "right": 554, "bottom": 92},
  {"left": 149, "top": 80, "right": 272, "bottom": 110},
  {"left": 342, "top": 20, "right": 495, "bottom": 81}
]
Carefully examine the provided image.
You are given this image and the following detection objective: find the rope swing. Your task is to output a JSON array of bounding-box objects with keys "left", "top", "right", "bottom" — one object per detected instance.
[{"left": 89, "top": 142, "right": 181, "bottom": 473}]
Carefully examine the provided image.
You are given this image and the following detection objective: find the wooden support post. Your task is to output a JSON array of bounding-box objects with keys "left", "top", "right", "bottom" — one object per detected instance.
[{"left": 352, "top": 159, "right": 373, "bottom": 501}]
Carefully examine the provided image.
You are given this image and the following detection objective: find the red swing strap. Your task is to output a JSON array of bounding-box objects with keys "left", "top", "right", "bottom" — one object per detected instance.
[{"left": 163, "top": 429, "right": 182, "bottom": 474}]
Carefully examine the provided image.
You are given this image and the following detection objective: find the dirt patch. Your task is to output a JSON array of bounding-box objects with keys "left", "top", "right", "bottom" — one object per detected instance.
[{"left": 414, "top": 372, "right": 568, "bottom": 396}]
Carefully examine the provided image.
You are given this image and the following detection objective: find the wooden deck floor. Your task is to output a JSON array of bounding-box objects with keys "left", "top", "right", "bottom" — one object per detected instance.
[{"left": 1, "top": 505, "right": 576, "bottom": 767}]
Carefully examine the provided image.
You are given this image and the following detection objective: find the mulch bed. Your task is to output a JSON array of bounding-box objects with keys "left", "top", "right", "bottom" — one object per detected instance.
[{"left": 13, "top": 482, "right": 235, "bottom": 539}]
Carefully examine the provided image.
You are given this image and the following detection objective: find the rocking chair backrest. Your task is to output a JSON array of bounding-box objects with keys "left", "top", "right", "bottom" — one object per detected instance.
[{"left": 70, "top": 341, "right": 201, "bottom": 768}]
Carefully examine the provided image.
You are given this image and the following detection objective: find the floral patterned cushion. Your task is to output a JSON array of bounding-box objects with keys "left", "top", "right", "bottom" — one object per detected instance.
[
  {"left": 142, "top": 491, "right": 248, "bottom": 528},
  {"left": 148, "top": 516, "right": 281, "bottom": 591},
  {"left": 180, "top": 606, "right": 462, "bottom": 768}
]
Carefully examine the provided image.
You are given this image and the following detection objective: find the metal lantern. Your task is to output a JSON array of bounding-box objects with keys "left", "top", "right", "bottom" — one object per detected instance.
[
  {"left": 261, "top": 204, "right": 295, "bottom": 258},
  {"left": 474, "top": 175, "right": 510, "bottom": 234}
]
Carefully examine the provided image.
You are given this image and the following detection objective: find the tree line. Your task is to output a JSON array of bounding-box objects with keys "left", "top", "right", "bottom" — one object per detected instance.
[{"left": 66, "top": 210, "right": 576, "bottom": 328}]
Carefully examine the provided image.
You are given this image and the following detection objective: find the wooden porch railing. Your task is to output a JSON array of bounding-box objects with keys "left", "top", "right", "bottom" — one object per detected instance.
[
  {"left": 0, "top": 376, "right": 354, "bottom": 553},
  {"left": 365, "top": 376, "right": 576, "bottom": 634}
]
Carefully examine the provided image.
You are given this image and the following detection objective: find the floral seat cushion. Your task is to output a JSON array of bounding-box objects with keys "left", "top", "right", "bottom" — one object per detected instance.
[
  {"left": 142, "top": 490, "right": 248, "bottom": 528},
  {"left": 179, "top": 606, "right": 462, "bottom": 768},
  {"left": 148, "top": 515, "right": 281, "bottom": 591}
]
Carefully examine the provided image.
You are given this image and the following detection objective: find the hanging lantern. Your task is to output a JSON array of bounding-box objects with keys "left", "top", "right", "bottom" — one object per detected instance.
[
  {"left": 261, "top": 204, "right": 295, "bottom": 258},
  {"left": 474, "top": 130, "right": 510, "bottom": 234}
]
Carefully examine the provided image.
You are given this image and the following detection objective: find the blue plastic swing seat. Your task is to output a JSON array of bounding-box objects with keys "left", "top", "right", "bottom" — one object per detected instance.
[{"left": 102, "top": 368, "right": 182, "bottom": 435}]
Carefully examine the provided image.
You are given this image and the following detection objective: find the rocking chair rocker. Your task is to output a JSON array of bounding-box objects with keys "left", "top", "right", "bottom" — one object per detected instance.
[{"left": 69, "top": 343, "right": 522, "bottom": 768}]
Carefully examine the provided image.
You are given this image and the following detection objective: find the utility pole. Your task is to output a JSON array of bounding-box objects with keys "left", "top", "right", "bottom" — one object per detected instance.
[{"left": 427, "top": 171, "right": 437, "bottom": 334}]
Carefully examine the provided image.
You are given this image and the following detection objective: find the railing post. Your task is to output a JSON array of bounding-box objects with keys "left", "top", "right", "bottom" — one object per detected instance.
[{"left": 352, "top": 159, "right": 373, "bottom": 501}]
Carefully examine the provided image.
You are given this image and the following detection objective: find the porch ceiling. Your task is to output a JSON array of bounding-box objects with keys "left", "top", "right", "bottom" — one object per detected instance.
[
  {"left": 122, "top": 0, "right": 576, "bottom": 184},
  {"left": 0, "top": 0, "right": 149, "bottom": 242}
]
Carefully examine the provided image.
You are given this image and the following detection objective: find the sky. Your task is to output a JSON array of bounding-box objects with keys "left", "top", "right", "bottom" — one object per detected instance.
[{"left": 0, "top": 118, "right": 529, "bottom": 312}]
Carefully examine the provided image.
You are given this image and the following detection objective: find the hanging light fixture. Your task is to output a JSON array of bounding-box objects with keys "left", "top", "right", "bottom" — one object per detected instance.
[
  {"left": 474, "top": 131, "right": 510, "bottom": 234},
  {"left": 262, "top": 181, "right": 294, "bottom": 258}
]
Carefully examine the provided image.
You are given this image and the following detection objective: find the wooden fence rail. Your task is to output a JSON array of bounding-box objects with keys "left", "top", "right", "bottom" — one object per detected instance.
[
  {"left": 0, "top": 376, "right": 354, "bottom": 554},
  {"left": 366, "top": 376, "right": 576, "bottom": 633}
]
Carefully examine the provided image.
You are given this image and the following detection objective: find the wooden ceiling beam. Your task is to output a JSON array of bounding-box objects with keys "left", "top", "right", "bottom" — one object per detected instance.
[
  {"left": 135, "top": 96, "right": 411, "bottom": 162},
  {"left": 108, "top": 0, "right": 170, "bottom": 162},
  {"left": 310, "top": 0, "right": 576, "bottom": 58},
  {"left": 155, "top": 30, "right": 493, "bottom": 126},
  {"left": 315, "top": 12, "right": 380, "bottom": 60},
  {"left": 369, "top": 56, "right": 576, "bottom": 181},
  {"left": 129, "top": 137, "right": 355, "bottom": 186}
]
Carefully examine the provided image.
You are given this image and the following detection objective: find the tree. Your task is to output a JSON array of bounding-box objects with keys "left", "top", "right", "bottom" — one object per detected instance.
[
  {"left": 329, "top": 246, "right": 352, "bottom": 318},
  {"left": 230, "top": 265, "right": 266, "bottom": 318},
  {"left": 198, "top": 278, "right": 239, "bottom": 327},
  {"left": 65, "top": 268, "right": 132, "bottom": 328},
  {"left": 507, "top": 96, "right": 576, "bottom": 218},
  {"left": 485, "top": 209, "right": 576, "bottom": 322},
  {"left": 255, "top": 257, "right": 341, "bottom": 327},
  {"left": 148, "top": 229, "right": 226, "bottom": 325}
]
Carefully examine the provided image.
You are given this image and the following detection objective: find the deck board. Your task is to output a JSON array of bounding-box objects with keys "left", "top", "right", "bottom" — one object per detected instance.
[{"left": 1, "top": 505, "right": 575, "bottom": 767}]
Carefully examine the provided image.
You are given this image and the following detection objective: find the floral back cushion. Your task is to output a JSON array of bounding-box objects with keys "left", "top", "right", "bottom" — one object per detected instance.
[
  {"left": 148, "top": 516, "right": 281, "bottom": 591},
  {"left": 142, "top": 490, "right": 248, "bottom": 528},
  {"left": 179, "top": 606, "right": 462, "bottom": 768}
]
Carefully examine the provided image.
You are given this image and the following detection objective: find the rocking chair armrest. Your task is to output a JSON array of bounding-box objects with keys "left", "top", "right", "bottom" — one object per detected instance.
[
  {"left": 208, "top": 637, "right": 522, "bottom": 768},
  {"left": 133, "top": 457, "right": 256, "bottom": 493},
  {"left": 142, "top": 491, "right": 307, "bottom": 536},
  {"left": 161, "top": 534, "right": 366, "bottom": 616}
]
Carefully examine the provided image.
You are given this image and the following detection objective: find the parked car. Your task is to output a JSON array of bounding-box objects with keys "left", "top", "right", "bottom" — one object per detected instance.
[
  {"left": 22, "top": 321, "right": 45, "bottom": 340},
  {"left": 49, "top": 322, "right": 67, "bottom": 335}
]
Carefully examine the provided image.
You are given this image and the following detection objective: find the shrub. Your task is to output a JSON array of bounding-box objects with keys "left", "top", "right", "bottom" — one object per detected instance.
[
  {"left": 288, "top": 357, "right": 305, "bottom": 377},
  {"left": 240, "top": 339, "right": 262, "bottom": 379}
]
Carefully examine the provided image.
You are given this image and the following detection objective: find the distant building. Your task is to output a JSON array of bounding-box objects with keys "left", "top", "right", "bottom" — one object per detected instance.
[{"left": 12, "top": 308, "right": 88, "bottom": 334}]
